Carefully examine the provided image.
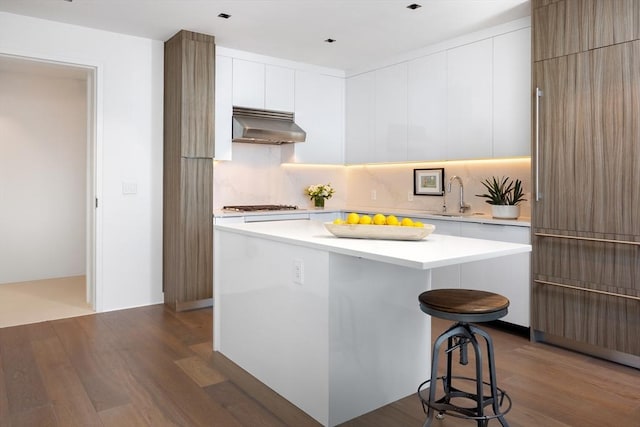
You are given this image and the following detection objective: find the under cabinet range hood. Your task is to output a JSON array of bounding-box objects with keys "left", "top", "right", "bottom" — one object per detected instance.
[{"left": 232, "top": 106, "right": 306, "bottom": 144}]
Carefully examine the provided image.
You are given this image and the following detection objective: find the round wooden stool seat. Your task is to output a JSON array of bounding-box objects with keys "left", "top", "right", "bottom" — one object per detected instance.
[{"left": 419, "top": 289, "right": 509, "bottom": 323}]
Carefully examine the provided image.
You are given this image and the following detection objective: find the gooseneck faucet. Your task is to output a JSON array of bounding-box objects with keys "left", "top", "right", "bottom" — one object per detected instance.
[{"left": 448, "top": 176, "right": 470, "bottom": 213}]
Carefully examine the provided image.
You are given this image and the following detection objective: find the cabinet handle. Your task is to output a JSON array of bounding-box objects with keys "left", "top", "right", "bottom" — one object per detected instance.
[
  {"left": 534, "top": 279, "right": 640, "bottom": 302},
  {"left": 535, "top": 87, "right": 543, "bottom": 202},
  {"left": 534, "top": 232, "right": 640, "bottom": 246}
]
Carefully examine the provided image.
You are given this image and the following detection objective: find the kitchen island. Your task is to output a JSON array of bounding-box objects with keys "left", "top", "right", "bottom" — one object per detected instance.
[{"left": 213, "top": 220, "right": 531, "bottom": 426}]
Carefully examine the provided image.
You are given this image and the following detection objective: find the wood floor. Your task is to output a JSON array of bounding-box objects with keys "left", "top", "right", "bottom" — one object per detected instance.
[{"left": 0, "top": 305, "right": 639, "bottom": 426}]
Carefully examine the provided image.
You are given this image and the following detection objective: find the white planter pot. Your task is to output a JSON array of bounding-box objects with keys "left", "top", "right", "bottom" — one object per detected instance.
[{"left": 491, "top": 205, "right": 520, "bottom": 219}]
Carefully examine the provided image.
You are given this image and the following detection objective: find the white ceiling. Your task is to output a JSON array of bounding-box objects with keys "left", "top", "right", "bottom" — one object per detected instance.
[{"left": 0, "top": 0, "right": 530, "bottom": 71}]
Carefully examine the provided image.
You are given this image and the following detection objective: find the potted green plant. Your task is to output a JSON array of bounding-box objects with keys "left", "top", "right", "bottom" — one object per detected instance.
[{"left": 476, "top": 176, "right": 526, "bottom": 219}]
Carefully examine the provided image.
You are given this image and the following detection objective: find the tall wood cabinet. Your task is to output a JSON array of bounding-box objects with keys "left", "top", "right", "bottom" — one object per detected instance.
[
  {"left": 531, "top": 0, "right": 640, "bottom": 367},
  {"left": 163, "top": 30, "right": 215, "bottom": 311}
]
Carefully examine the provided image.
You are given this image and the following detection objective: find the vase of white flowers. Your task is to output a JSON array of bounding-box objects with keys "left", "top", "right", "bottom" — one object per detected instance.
[{"left": 306, "top": 183, "right": 335, "bottom": 209}]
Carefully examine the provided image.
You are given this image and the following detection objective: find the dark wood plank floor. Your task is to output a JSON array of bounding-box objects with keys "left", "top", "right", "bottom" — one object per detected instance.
[{"left": 1, "top": 305, "right": 639, "bottom": 426}]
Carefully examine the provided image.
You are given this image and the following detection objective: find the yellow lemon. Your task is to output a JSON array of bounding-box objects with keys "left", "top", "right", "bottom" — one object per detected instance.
[
  {"left": 386, "top": 215, "right": 399, "bottom": 226},
  {"left": 373, "top": 213, "right": 386, "bottom": 225},
  {"left": 401, "top": 218, "right": 414, "bottom": 227},
  {"left": 413, "top": 221, "right": 424, "bottom": 228},
  {"left": 333, "top": 218, "right": 345, "bottom": 225},
  {"left": 346, "top": 212, "right": 360, "bottom": 224},
  {"left": 359, "top": 215, "right": 372, "bottom": 225}
]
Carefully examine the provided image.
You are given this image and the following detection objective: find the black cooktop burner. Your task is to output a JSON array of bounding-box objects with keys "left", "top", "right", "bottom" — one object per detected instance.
[{"left": 223, "top": 204, "right": 299, "bottom": 212}]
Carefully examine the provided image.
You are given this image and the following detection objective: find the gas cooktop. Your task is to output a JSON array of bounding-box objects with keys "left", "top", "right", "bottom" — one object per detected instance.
[{"left": 223, "top": 204, "right": 299, "bottom": 212}]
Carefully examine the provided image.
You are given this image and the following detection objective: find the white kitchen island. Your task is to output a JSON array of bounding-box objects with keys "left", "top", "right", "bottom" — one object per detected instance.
[{"left": 213, "top": 220, "right": 531, "bottom": 426}]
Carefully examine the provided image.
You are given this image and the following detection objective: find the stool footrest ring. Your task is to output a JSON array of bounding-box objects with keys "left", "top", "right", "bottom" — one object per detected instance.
[{"left": 417, "top": 375, "right": 512, "bottom": 422}]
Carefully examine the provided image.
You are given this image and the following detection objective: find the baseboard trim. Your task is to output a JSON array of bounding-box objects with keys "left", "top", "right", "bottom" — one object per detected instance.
[
  {"left": 533, "top": 330, "right": 640, "bottom": 370},
  {"left": 484, "top": 319, "right": 530, "bottom": 338},
  {"left": 175, "top": 298, "right": 213, "bottom": 312}
]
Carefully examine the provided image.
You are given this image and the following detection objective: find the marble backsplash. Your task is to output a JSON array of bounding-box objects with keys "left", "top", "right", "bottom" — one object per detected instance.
[{"left": 213, "top": 144, "right": 531, "bottom": 217}]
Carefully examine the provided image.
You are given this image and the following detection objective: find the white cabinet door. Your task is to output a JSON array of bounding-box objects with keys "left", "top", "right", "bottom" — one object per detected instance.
[
  {"left": 345, "top": 72, "right": 375, "bottom": 163},
  {"left": 446, "top": 38, "right": 493, "bottom": 160},
  {"left": 294, "top": 71, "right": 345, "bottom": 164},
  {"left": 265, "top": 65, "right": 295, "bottom": 112},
  {"left": 375, "top": 63, "right": 408, "bottom": 162},
  {"left": 214, "top": 216, "right": 245, "bottom": 225},
  {"left": 458, "top": 222, "right": 530, "bottom": 327},
  {"left": 420, "top": 219, "right": 461, "bottom": 290},
  {"left": 310, "top": 212, "right": 341, "bottom": 222},
  {"left": 214, "top": 55, "right": 233, "bottom": 160},
  {"left": 232, "top": 60, "right": 295, "bottom": 112},
  {"left": 493, "top": 27, "right": 531, "bottom": 157},
  {"left": 232, "top": 59, "right": 265, "bottom": 109},
  {"left": 407, "top": 52, "right": 447, "bottom": 161}
]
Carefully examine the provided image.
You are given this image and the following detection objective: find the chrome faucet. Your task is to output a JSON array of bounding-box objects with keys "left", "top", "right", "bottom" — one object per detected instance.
[{"left": 448, "top": 176, "right": 470, "bottom": 213}]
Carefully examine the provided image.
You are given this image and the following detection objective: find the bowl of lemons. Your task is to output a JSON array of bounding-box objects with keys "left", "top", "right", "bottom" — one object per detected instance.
[{"left": 324, "top": 213, "right": 435, "bottom": 241}]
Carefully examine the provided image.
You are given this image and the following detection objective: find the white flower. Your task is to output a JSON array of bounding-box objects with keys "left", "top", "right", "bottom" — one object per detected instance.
[{"left": 305, "top": 183, "right": 335, "bottom": 200}]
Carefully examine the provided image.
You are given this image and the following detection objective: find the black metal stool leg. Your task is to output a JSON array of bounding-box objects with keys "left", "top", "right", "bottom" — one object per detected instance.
[
  {"left": 471, "top": 324, "right": 510, "bottom": 427},
  {"left": 422, "top": 326, "right": 449, "bottom": 426}
]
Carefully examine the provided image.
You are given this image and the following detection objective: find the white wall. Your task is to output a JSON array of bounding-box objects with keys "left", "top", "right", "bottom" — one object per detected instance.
[
  {"left": 346, "top": 158, "right": 532, "bottom": 218},
  {"left": 213, "top": 144, "right": 347, "bottom": 210},
  {"left": 0, "top": 12, "right": 164, "bottom": 311},
  {"left": 0, "top": 71, "right": 86, "bottom": 284}
]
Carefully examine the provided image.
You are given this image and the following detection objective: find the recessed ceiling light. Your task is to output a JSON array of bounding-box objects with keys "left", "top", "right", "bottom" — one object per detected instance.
[
  {"left": 406, "top": 3, "right": 422, "bottom": 10},
  {"left": 218, "top": 13, "right": 231, "bottom": 19},
  {"left": 325, "top": 38, "right": 336, "bottom": 43}
]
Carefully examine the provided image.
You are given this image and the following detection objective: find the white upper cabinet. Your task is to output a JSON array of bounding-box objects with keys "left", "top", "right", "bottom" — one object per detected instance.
[
  {"left": 265, "top": 65, "right": 295, "bottom": 112},
  {"left": 214, "top": 55, "right": 233, "bottom": 160},
  {"left": 345, "top": 22, "right": 530, "bottom": 164},
  {"left": 217, "top": 49, "right": 344, "bottom": 163},
  {"left": 293, "top": 71, "right": 345, "bottom": 164},
  {"left": 407, "top": 52, "right": 447, "bottom": 161},
  {"left": 375, "top": 62, "right": 408, "bottom": 162},
  {"left": 345, "top": 72, "right": 375, "bottom": 163},
  {"left": 493, "top": 27, "right": 531, "bottom": 157},
  {"left": 446, "top": 38, "right": 493, "bottom": 160},
  {"left": 232, "top": 59, "right": 265, "bottom": 109},
  {"left": 232, "top": 59, "right": 295, "bottom": 112}
]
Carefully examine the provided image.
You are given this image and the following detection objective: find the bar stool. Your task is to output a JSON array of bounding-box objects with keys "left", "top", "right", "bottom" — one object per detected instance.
[{"left": 417, "top": 289, "right": 512, "bottom": 427}]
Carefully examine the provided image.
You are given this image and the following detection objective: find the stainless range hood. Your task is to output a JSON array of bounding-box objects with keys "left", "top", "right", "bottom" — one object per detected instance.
[{"left": 232, "top": 106, "right": 306, "bottom": 144}]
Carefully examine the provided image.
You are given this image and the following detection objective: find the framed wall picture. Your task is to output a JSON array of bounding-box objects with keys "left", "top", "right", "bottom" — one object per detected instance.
[{"left": 413, "top": 168, "right": 445, "bottom": 196}]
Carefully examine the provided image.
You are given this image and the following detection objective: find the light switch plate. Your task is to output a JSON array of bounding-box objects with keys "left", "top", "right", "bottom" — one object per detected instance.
[{"left": 122, "top": 182, "right": 137, "bottom": 195}]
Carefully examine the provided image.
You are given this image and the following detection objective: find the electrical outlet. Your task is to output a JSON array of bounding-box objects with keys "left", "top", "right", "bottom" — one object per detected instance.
[
  {"left": 407, "top": 190, "right": 414, "bottom": 202},
  {"left": 371, "top": 190, "right": 377, "bottom": 201},
  {"left": 293, "top": 259, "right": 304, "bottom": 285}
]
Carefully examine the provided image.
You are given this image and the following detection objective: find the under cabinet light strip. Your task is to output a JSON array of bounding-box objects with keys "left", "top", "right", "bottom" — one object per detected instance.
[
  {"left": 535, "top": 232, "right": 640, "bottom": 246},
  {"left": 534, "top": 280, "right": 640, "bottom": 302}
]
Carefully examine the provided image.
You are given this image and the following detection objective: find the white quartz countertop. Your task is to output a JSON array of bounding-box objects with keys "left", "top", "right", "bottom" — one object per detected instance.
[
  {"left": 213, "top": 206, "right": 530, "bottom": 227},
  {"left": 214, "top": 220, "right": 531, "bottom": 270}
]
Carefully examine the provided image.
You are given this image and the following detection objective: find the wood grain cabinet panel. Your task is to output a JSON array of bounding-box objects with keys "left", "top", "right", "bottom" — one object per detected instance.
[
  {"left": 180, "top": 159, "right": 213, "bottom": 304},
  {"left": 534, "top": 41, "right": 640, "bottom": 236},
  {"left": 164, "top": 30, "right": 215, "bottom": 311},
  {"left": 532, "top": 2, "right": 640, "bottom": 365},
  {"left": 165, "top": 30, "right": 215, "bottom": 158},
  {"left": 532, "top": 283, "right": 640, "bottom": 355},
  {"left": 533, "top": 236, "right": 640, "bottom": 294},
  {"left": 533, "top": 0, "right": 640, "bottom": 62}
]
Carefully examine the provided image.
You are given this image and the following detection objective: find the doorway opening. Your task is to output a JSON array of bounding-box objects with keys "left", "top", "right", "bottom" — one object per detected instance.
[{"left": 0, "top": 54, "right": 98, "bottom": 327}]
